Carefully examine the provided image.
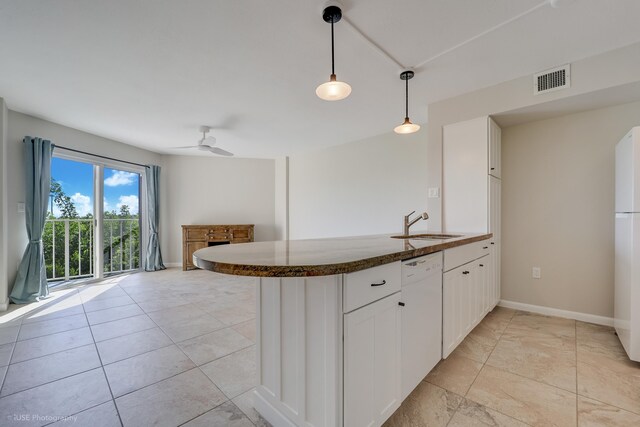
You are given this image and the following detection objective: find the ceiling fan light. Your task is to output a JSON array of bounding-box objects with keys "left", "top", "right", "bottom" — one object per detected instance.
[
  {"left": 394, "top": 117, "right": 421, "bottom": 134},
  {"left": 316, "top": 74, "right": 352, "bottom": 101}
]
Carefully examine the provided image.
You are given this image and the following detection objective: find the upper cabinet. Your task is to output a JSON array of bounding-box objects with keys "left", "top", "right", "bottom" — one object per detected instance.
[
  {"left": 443, "top": 116, "right": 502, "bottom": 234},
  {"left": 489, "top": 118, "right": 501, "bottom": 178}
]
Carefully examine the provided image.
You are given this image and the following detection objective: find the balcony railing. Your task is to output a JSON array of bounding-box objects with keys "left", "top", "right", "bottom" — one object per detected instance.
[{"left": 44, "top": 218, "right": 140, "bottom": 282}]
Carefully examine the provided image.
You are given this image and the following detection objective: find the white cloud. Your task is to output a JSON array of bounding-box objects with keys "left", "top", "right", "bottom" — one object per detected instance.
[
  {"left": 103, "top": 198, "right": 111, "bottom": 212},
  {"left": 70, "top": 193, "right": 93, "bottom": 217},
  {"left": 117, "top": 195, "right": 139, "bottom": 215},
  {"left": 104, "top": 170, "right": 137, "bottom": 187}
]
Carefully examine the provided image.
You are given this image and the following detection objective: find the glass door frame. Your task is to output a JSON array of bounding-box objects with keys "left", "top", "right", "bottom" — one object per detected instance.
[{"left": 52, "top": 150, "right": 148, "bottom": 281}]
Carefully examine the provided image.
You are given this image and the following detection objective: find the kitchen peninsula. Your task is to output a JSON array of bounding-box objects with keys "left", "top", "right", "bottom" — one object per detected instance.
[{"left": 194, "top": 233, "right": 494, "bottom": 427}]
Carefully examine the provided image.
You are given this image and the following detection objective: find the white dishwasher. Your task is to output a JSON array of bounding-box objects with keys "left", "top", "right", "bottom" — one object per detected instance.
[{"left": 400, "top": 252, "right": 443, "bottom": 400}]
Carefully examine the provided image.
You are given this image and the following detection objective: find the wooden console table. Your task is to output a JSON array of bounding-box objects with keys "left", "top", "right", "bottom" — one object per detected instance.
[{"left": 182, "top": 224, "right": 254, "bottom": 270}]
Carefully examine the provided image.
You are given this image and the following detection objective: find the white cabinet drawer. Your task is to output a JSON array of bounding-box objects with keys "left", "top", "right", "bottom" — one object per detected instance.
[
  {"left": 344, "top": 262, "right": 401, "bottom": 313},
  {"left": 444, "top": 240, "right": 490, "bottom": 272}
]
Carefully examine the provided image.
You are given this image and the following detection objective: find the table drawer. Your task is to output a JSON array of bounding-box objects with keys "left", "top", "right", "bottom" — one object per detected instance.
[{"left": 343, "top": 261, "right": 401, "bottom": 313}]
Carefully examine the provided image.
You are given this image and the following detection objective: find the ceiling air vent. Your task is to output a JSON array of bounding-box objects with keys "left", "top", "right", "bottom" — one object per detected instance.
[{"left": 533, "top": 64, "right": 570, "bottom": 95}]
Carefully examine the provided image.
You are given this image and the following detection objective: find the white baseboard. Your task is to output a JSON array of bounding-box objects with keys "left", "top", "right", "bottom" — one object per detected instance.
[
  {"left": 499, "top": 299, "right": 614, "bottom": 327},
  {"left": 163, "top": 262, "right": 181, "bottom": 268},
  {"left": 253, "top": 388, "right": 297, "bottom": 427},
  {"left": 0, "top": 297, "right": 9, "bottom": 311}
]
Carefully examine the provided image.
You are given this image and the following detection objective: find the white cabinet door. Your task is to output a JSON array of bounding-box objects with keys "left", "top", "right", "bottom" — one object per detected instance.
[
  {"left": 443, "top": 266, "right": 468, "bottom": 358},
  {"left": 401, "top": 275, "right": 442, "bottom": 400},
  {"left": 489, "top": 176, "right": 501, "bottom": 242},
  {"left": 489, "top": 117, "right": 502, "bottom": 178},
  {"left": 344, "top": 292, "right": 401, "bottom": 427}
]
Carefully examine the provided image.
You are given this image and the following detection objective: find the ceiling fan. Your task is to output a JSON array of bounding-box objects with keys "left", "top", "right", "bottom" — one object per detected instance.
[{"left": 173, "top": 126, "right": 233, "bottom": 156}]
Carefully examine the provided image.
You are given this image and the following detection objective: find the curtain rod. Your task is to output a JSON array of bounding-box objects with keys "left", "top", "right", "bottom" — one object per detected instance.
[{"left": 52, "top": 144, "right": 149, "bottom": 168}]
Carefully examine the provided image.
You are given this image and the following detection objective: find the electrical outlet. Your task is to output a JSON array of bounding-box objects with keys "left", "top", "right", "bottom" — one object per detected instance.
[
  {"left": 428, "top": 187, "right": 440, "bottom": 198},
  {"left": 532, "top": 267, "right": 541, "bottom": 279}
]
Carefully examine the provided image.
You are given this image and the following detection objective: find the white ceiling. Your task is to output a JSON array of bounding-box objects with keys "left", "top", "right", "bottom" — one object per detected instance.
[{"left": 1, "top": 0, "right": 640, "bottom": 158}]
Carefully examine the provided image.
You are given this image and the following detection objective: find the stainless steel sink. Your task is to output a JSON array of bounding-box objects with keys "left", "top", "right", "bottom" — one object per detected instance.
[{"left": 390, "top": 233, "right": 462, "bottom": 240}]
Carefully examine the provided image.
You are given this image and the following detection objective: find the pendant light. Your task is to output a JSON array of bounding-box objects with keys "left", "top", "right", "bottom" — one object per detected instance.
[
  {"left": 394, "top": 70, "right": 420, "bottom": 134},
  {"left": 316, "top": 5, "right": 352, "bottom": 101}
]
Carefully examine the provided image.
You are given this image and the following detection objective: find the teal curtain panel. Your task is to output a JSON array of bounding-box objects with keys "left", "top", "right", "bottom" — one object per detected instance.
[{"left": 10, "top": 137, "right": 53, "bottom": 303}]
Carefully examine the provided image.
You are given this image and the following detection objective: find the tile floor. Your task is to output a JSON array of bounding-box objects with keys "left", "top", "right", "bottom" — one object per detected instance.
[
  {"left": 0, "top": 268, "right": 267, "bottom": 427},
  {"left": 0, "top": 269, "right": 639, "bottom": 427},
  {"left": 384, "top": 306, "right": 640, "bottom": 427}
]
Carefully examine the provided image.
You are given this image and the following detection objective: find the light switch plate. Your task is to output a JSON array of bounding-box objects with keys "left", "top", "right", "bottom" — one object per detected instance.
[
  {"left": 532, "top": 267, "right": 541, "bottom": 279},
  {"left": 17, "top": 202, "right": 25, "bottom": 213},
  {"left": 428, "top": 187, "right": 440, "bottom": 198}
]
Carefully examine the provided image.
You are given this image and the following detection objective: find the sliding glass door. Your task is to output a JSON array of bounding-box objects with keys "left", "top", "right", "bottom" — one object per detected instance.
[
  {"left": 102, "top": 167, "right": 141, "bottom": 276},
  {"left": 45, "top": 156, "right": 144, "bottom": 283}
]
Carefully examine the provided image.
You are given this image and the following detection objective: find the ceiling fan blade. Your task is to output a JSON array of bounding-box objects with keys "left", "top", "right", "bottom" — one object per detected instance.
[
  {"left": 171, "top": 145, "right": 198, "bottom": 149},
  {"left": 207, "top": 146, "right": 234, "bottom": 157}
]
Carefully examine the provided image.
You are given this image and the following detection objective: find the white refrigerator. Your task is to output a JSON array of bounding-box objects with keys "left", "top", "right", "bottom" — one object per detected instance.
[{"left": 615, "top": 127, "right": 640, "bottom": 362}]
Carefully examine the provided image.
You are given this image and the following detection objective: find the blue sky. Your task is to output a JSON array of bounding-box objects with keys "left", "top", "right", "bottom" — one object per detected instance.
[{"left": 51, "top": 157, "right": 140, "bottom": 217}]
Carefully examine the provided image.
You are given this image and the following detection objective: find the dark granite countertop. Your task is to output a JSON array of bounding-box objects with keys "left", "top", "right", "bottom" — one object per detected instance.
[{"left": 192, "top": 233, "right": 492, "bottom": 277}]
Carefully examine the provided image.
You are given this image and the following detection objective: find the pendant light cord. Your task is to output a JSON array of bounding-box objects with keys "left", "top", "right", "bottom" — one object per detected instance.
[
  {"left": 331, "top": 20, "right": 335, "bottom": 75},
  {"left": 405, "top": 76, "right": 409, "bottom": 119}
]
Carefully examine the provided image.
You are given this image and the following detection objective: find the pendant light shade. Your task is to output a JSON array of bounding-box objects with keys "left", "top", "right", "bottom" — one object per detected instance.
[
  {"left": 394, "top": 70, "right": 420, "bottom": 134},
  {"left": 316, "top": 6, "right": 351, "bottom": 101}
]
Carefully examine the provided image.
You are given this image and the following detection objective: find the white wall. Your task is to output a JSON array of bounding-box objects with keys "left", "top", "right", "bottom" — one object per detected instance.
[
  {"left": 288, "top": 130, "right": 428, "bottom": 239},
  {"left": 5, "top": 111, "right": 163, "bottom": 303},
  {"left": 160, "top": 155, "right": 276, "bottom": 265},
  {"left": 501, "top": 101, "right": 640, "bottom": 318},
  {"left": 0, "top": 98, "right": 8, "bottom": 308},
  {"left": 274, "top": 157, "right": 289, "bottom": 241}
]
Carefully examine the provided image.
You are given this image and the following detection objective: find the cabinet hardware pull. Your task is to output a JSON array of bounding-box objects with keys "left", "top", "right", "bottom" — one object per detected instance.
[
  {"left": 491, "top": 242, "right": 495, "bottom": 245},
  {"left": 483, "top": 246, "right": 488, "bottom": 249},
  {"left": 491, "top": 167, "right": 495, "bottom": 170},
  {"left": 462, "top": 271, "right": 470, "bottom": 275},
  {"left": 371, "top": 280, "right": 387, "bottom": 287},
  {"left": 398, "top": 302, "right": 405, "bottom": 307},
  {"left": 479, "top": 264, "right": 484, "bottom": 267}
]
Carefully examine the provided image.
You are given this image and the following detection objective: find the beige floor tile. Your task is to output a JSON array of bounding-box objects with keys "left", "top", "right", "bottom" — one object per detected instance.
[
  {"left": 577, "top": 346, "right": 640, "bottom": 414},
  {"left": 467, "top": 365, "right": 577, "bottom": 427},
  {"left": 201, "top": 346, "right": 256, "bottom": 399},
  {"left": 0, "top": 343, "right": 14, "bottom": 367},
  {"left": 83, "top": 295, "right": 135, "bottom": 313},
  {"left": 159, "top": 312, "right": 225, "bottom": 342},
  {"left": 232, "top": 320, "right": 256, "bottom": 342},
  {"left": 104, "top": 344, "right": 195, "bottom": 397},
  {"left": 576, "top": 322, "right": 628, "bottom": 361},
  {"left": 183, "top": 401, "right": 254, "bottom": 426},
  {"left": 1, "top": 344, "right": 101, "bottom": 396},
  {"left": 115, "top": 368, "right": 226, "bottom": 427},
  {"left": 136, "top": 296, "right": 191, "bottom": 313},
  {"left": 508, "top": 312, "right": 575, "bottom": 340},
  {"left": 207, "top": 306, "right": 256, "bottom": 326},
  {"left": 577, "top": 395, "right": 640, "bottom": 426},
  {"left": 478, "top": 312, "right": 512, "bottom": 338},
  {"left": 0, "top": 368, "right": 112, "bottom": 427},
  {"left": 383, "top": 382, "right": 463, "bottom": 427},
  {"left": 50, "top": 401, "right": 121, "bottom": 427},
  {"left": 18, "top": 314, "right": 87, "bottom": 341},
  {"left": 11, "top": 327, "right": 93, "bottom": 363},
  {"left": 91, "top": 314, "right": 156, "bottom": 342},
  {"left": 96, "top": 327, "right": 172, "bottom": 365},
  {"left": 0, "top": 326, "right": 20, "bottom": 345},
  {"left": 145, "top": 303, "right": 210, "bottom": 326},
  {"left": 78, "top": 284, "right": 128, "bottom": 303},
  {"left": 486, "top": 328, "right": 576, "bottom": 392},
  {"left": 452, "top": 323, "right": 499, "bottom": 363},
  {"left": 178, "top": 327, "right": 253, "bottom": 366},
  {"left": 425, "top": 353, "right": 483, "bottom": 395},
  {"left": 86, "top": 304, "right": 144, "bottom": 325},
  {"left": 448, "top": 398, "right": 529, "bottom": 427},
  {"left": 21, "top": 304, "right": 85, "bottom": 325}
]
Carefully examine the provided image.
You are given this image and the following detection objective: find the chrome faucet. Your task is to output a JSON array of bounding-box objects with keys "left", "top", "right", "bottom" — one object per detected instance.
[{"left": 403, "top": 210, "right": 429, "bottom": 235}]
